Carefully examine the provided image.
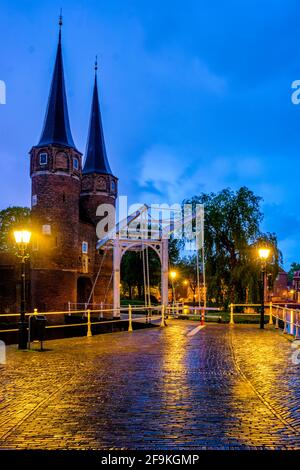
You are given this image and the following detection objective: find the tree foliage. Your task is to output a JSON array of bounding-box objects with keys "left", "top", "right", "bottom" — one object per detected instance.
[
  {"left": 184, "top": 187, "right": 282, "bottom": 307},
  {"left": 288, "top": 262, "right": 300, "bottom": 282},
  {"left": 0, "top": 206, "right": 31, "bottom": 252},
  {"left": 121, "top": 237, "right": 182, "bottom": 300}
]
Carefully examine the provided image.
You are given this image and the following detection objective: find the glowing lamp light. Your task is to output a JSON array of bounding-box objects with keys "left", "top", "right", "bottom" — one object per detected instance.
[
  {"left": 14, "top": 230, "right": 31, "bottom": 245},
  {"left": 258, "top": 248, "right": 270, "bottom": 260},
  {"left": 169, "top": 271, "right": 177, "bottom": 280}
]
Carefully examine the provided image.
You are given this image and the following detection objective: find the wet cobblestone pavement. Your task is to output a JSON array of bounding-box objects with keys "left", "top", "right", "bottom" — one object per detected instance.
[{"left": 0, "top": 321, "right": 299, "bottom": 450}]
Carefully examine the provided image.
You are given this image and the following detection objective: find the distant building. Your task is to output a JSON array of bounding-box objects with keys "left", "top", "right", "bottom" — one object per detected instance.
[
  {"left": 271, "top": 270, "right": 289, "bottom": 302},
  {"left": 292, "top": 271, "right": 300, "bottom": 302}
]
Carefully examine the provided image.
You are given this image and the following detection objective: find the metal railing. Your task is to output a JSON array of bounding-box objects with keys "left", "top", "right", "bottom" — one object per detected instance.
[
  {"left": 272, "top": 304, "right": 300, "bottom": 338},
  {"left": 167, "top": 303, "right": 221, "bottom": 323},
  {"left": 67, "top": 301, "right": 113, "bottom": 312},
  {"left": 229, "top": 303, "right": 272, "bottom": 325},
  {"left": 229, "top": 302, "right": 300, "bottom": 339},
  {"left": 0, "top": 305, "right": 167, "bottom": 347},
  {"left": 0, "top": 303, "right": 222, "bottom": 337}
]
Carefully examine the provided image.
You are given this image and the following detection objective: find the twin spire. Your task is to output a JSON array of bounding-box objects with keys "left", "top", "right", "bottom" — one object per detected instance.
[
  {"left": 83, "top": 57, "right": 112, "bottom": 175},
  {"left": 37, "top": 15, "right": 112, "bottom": 176}
]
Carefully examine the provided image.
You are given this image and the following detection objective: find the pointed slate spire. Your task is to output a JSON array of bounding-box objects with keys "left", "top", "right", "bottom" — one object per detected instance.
[
  {"left": 83, "top": 58, "right": 112, "bottom": 175},
  {"left": 37, "top": 13, "right": 76, "bottom": 149}
]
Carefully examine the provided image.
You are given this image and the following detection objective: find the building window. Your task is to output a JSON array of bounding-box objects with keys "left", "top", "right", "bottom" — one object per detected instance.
[
  {"left": 82, "top": 241, "right": 88, "bottom": 254},
  {"left": 111, "top": 180, "right": 116, "bottom": 192},
  {"left": 73, "top": 158, "right": 79, "bottom": 170},
  {"left": 82, "top": 255, "right": 88, "bottom": 273},
  {"left": 32, "top": 194, "right": 37, "bottom": 206},
  {"left": 42, "top": 224, "right": 51, "bottom": 235},
  {"left": 39, "top": 153, "right": 48, "bottom": 165}
]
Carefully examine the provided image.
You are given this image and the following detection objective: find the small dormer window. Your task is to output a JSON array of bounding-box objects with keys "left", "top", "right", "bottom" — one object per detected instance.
[
  {"left": 39, "top": 153, "right": 48, "bottom": 165},
  {"left": 82, "top": 241, "right": 88, "bottom": 254},
  {"left": 73, "top": 158, "right": 79, "bottom": 170}
]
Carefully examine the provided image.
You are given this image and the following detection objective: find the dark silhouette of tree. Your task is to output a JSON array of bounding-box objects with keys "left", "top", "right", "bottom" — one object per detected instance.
[
  {"left": 288, "top": 262, "right": 300, "bottom": 282},
  {"left": 0, "top": 207, "right": 31, "bottom": 252}
]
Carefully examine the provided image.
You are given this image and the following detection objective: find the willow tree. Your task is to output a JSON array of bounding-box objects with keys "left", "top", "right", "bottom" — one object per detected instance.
[{"left": 184, "top": 187, "right": 282, "bottom": 307}]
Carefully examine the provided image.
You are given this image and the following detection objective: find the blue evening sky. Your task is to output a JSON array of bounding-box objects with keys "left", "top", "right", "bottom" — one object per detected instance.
[{"left": 0, "top": 0, "right": 299, "bottom": 268}]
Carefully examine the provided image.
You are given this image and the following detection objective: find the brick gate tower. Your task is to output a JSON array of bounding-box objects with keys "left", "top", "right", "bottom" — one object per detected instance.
[{"left": 29, "top": 19, "right": 117, "bottom": 312}]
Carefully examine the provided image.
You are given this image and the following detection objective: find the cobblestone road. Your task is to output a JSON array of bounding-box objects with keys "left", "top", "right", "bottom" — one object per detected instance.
[{"left": 0, "top": 322, "right": 299, "bottom": 449}]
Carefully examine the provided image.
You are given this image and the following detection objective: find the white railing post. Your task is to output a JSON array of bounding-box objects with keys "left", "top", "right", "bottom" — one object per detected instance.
[
  {"left": 128, "top": 305, "right": 133, "bottom": 332},
  {"left": 295, "top": 310, "right": 300, "bottom": 339},
  {"left": 229, "top": 303, "right": 234, "bottom": 324},
  {"left": 160, "top": 304, "right": 165, "bottom": 327},
  {"left": 269, "top": 301, "right": 273, "bottom": 325},
  {"left": 291, "top": 309, "right": 294, "bottom": 337},
  {"left": 275, "top": 307, "right": 279, "bottom": 329},
  {"left": 87, "top": 309, "right": 92, "bottom": 337},
  {"left": 283, "top": 308, "right": 288, "bottom": 334}
]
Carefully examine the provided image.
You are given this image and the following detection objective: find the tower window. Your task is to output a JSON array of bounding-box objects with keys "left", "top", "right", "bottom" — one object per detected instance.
[
  {"left": 39, "top": 153, "right": 48, "bottom": 165},
  {"left": 82, "top": 255, "right": 88, "bottom": 274},
  {"left": 82, "top": 241, "right": 88, "bottom": 254},
  {"left": 42, "top": 224, "right": 51, "bottom": 235},
  {"left": 73, "top": 158, "right": 79, "bottom": 170},
  {"left": 32, "top": 194, "right": 37, "bottom": 206},
  {"left": 111, "top": 180, "right": 116, "bottom": 192}
]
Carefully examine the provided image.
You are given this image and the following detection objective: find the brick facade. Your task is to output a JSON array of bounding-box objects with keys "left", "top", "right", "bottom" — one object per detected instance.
[
  {"left": 29, "top": 147, "right": 117, "bottom": 314},
  {"left": 27, "top": 28, "right": 118, "bottom": 314}
]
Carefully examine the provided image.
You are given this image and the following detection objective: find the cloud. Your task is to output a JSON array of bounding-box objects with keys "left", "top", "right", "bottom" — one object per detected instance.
[
  {"left": 146, "top": 48, "right": 227, "bottom": 95},
  {"left": 137, "top": 145, "right": 268, "bottom": 204},
  {"left": 138, "top": 145, "right": 190, "bottom": 202}
]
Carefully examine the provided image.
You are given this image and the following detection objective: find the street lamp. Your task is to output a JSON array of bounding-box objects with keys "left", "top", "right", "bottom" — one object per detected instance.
[
  {"left": 169, "top": 271, "right": 177, "bottom": 306},
  {"left": 14, "top": 230, "right": 31, "bottom": 349},
  {"left": 258, "top": 247, "right": 270, "bottom": 330}
]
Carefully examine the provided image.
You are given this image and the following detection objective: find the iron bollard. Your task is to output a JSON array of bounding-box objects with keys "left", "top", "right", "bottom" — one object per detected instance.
[
  {"left": 128, "top": 304, "right": 133, "bottom": 332},
  {"left": 28, "top": 308, "right": 38, "bottom": 349},
  {"left": 87, "top": 309, "right": 92, "bottom": 337},
  {"left": 229, "top": 304, "right": 234, "bottom": 325}
]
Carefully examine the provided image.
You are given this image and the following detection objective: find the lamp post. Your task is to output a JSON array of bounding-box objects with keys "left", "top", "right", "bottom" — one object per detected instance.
[
  {"left": 169, "top": 271, "right": 177, "bottom": 307},
  {"left": 14, "top": 230, "right": 31, "bottom": 349},
  {"left": 258, "top": 247, "right": 270, "bottom": 330}
]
